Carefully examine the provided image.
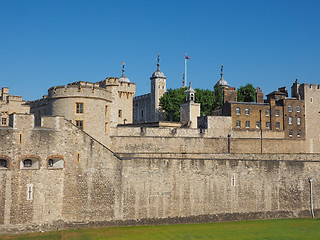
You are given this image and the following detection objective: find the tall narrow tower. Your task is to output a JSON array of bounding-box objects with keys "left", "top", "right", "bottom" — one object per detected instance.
[
  {"left": 150, "top": 54, "right": 166, "bottom": 121},
  {"left": 180, "top": 82, "right": 200, "bottom": 128}
]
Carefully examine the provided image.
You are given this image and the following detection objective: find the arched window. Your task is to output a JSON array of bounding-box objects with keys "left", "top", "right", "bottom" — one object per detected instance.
[
  {"left": 20, "top": 156, "right": 40, "bottom": 170},
  {"left": 0, "top": 159, "right": 8, "bottom": 168},
  {"left": 47, "top": 155, "right": 64, "bottom": 169}
]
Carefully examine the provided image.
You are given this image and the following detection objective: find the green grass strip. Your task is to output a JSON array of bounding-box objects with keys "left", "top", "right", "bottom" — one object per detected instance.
[{"left": 1, "top": 218, "right": 320, "bottom": 240}]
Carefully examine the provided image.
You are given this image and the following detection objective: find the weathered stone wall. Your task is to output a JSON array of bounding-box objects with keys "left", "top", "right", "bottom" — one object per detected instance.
[
  {"left": 301, "top": 84, "right": 320, "bottom": 153},
  {"left": 119, "top": 153, "right": 320, "bottom": 221},
  {"left": 0, "top": 115, "right": 319, "bottom": 234},
  {"left": 0, "top": 115, "right": 121, "bottom": 233}
]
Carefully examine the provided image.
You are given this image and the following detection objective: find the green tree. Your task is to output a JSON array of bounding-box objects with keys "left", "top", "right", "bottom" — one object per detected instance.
[
  {"left": 213, "top": 84, "right": 223, "bottom": 110},
  {"left": 160, "top": 88, "right": 187, "bottom": 121},
  {"left": 195, "top": 89, "right": 215, "bottom": 116},
  {"left": 237, "top": 83, "right": 256, "bottom": 102},
  {"left": 160, "top": 87, "right": 216, "bottom": 121}
]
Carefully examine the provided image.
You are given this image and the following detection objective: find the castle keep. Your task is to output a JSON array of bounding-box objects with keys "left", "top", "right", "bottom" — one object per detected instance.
[{"left": 1, "top": 59, "right": 320, "bottom": 234}]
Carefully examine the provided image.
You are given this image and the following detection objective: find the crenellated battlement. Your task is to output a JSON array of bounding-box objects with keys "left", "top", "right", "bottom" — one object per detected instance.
[
  {"left": 28, "top": 97, "right": 48, "bottom": 108},
  {"left": 118, "top": 81, "right": 136, "bottom": 93},
  {"left": 46, "top": 81, "right": 112, "bottom": 101},
  {"left": 96, "top": 77, "right": 119, "bottom": 88},
  {"left": 300, "top": 83, "right": 320, "bottom": 90},
  {"left": 134, "top": 93, "right": 151, "bottom": 100}
]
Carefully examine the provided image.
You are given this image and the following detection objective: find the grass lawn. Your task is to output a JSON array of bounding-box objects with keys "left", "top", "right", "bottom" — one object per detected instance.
[{"left": 1, "top": 218, "right": 320, "bottom": 240}]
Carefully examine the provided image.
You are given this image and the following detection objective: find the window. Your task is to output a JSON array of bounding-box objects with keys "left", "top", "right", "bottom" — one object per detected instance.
[
  {"left": 245, "top": 108, "right": 250, "bottom": 115},
  {"left": 231, "top": 174, "right": 236, "bottom": 187},
  {"left": 311, "top": 97, "right": 313, "bottom": 103},
  {"left": 20, "top": 157, "right": 41, "bottom": 169},
  {"left": 47, "top": 156, "right": 64, "bottom": 169},
  {"left": 275, "top": 110, "right": 280, "bottom": 116},
  {"left": 236, "top": 120, "right": 241, "bottom": 128},
  {"left": 266, "top": 122, "right": 270, "bottom": 129},
  {"left": 75, "top": 120, "right": 84, "bottom": 130},
  {"left": 276, "top": 122, "right": 280, "bottom": 129},
  {"left": 288, "top": 105, "right": 292, "bottom": 112},
  {"left": 245, "top": 121, "right": 250, "bottom": 128},
  {"left": 0, "top": 159, "right": 8, "bottom": 168},
  {"left": 105, "top": 105, "right": 109, "bottom": 116},
  {"left": 297, "top": 129, "right": 301, "bottom": 137},
  {"left": 297, "top": 117, "right": 301, "bottom": 126},
  {"left": 19, "top": 133, "right": 23, "bottom": 144},
  {"left": 27, "top": 184, "right": 33, "bottom": 200},
  {"left": 289, "top": 129, "right": 293, "bottom": 137},
  {"left": 105, "top": 122, "right": 109, "bottom": 134},
  {"left": 289, "top": 116, "right": 293, "bottom": 125},
  {"left": 141, "top": 110, "right": 144, "bottom": 118},
  {"left": 76, "top": 103, "right": 84, "bottom": 114},
  {"left": 256, "top": 121, "right": 260, "bottom": 129},
  {"left": 297, "top": 106, "right": 300, "bottom": 113},
  {"left": 266, "top": 109, "right": 270, "bottom": 116},
  {"left": 118, "top": 110, "right": 122, "bottom": 118},
  {"left": 1, "top": 117, "right": 7, "bottom": 126},
  {"left": 236, "top": 108, "right": 240, "bottom": 115},
  {"left": 48, "top": 159, "right": 54, "bottom": 167},
  {"left": 23, "top": 159, "right": 32, "bottom": 168}
]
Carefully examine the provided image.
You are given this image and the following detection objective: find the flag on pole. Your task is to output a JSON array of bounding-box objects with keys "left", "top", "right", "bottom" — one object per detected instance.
[{"left": 185, "top": 54, "right": 191, "bottom": 60}]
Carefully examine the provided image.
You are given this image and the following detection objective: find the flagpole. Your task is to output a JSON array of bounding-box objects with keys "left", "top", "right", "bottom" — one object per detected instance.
[{"left": 185, "top": 54, "right": 187, "bottom": 87}]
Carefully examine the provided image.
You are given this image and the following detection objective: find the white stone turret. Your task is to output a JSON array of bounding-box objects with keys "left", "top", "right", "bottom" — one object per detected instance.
[{"left": 180, "top": 82, "right": 200, "bottom": 128}]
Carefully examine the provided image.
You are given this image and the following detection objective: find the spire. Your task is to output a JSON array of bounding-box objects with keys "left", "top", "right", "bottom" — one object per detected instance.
[
  {"left": 157, "top": 53, "right": 160, "bottom": 70},
  {"left": 150, "top": 53, "right": 166, "bottom": 79},
  {"left": 220, "top": 64, "right": 224, "bottom": 79},
  {"left": 121, "top": 61, "right": 125, "bottom": 77},
  {"left": 119, "top": 61, "right": 130, "bottom": 83},
  {"left": 216, "top": 64, "right": 229, "bottom": 88}
]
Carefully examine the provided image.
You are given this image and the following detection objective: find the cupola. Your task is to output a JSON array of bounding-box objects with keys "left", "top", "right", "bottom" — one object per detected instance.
[
  {"left": 150, "top": 54, "right": 166, "bottom": 79},
  {"left": 119, "top": 61, "right": 130, "bottom": 83}
]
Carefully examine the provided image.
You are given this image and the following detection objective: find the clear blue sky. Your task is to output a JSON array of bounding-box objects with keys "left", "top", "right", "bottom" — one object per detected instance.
[{"left": 0, "top": 0, "right": 319, "bottom": 101}]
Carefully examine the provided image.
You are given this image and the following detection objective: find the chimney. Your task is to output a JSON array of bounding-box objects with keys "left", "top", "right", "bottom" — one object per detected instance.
[
  {"left": 256, "top": 87, "right": 264, "bottom": 103},
  {"left": 291, "top": 79, "right": 300, "bottom": 99},
  {"left": 223, "top": 87, "right": 237, "bottom": 103}
]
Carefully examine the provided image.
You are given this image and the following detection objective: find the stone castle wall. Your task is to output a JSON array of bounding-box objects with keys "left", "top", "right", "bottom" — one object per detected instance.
[{"left": 1, "top": 114, "right": 319, "bottom": 234}]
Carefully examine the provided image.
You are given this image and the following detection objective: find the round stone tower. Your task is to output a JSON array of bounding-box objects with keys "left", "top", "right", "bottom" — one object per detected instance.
[{"left": 47, "top": 81, "right": 112, "bottom": 144}]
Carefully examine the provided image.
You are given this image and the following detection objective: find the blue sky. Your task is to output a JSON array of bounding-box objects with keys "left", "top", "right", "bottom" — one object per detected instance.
[{"left": 0, "top": 0, "right": 319, "bottom": 101}]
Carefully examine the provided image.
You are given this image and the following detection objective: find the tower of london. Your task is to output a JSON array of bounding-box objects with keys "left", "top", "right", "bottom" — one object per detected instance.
[{"left": 1, "top": 56, "right": 320, "bottom": 234}]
